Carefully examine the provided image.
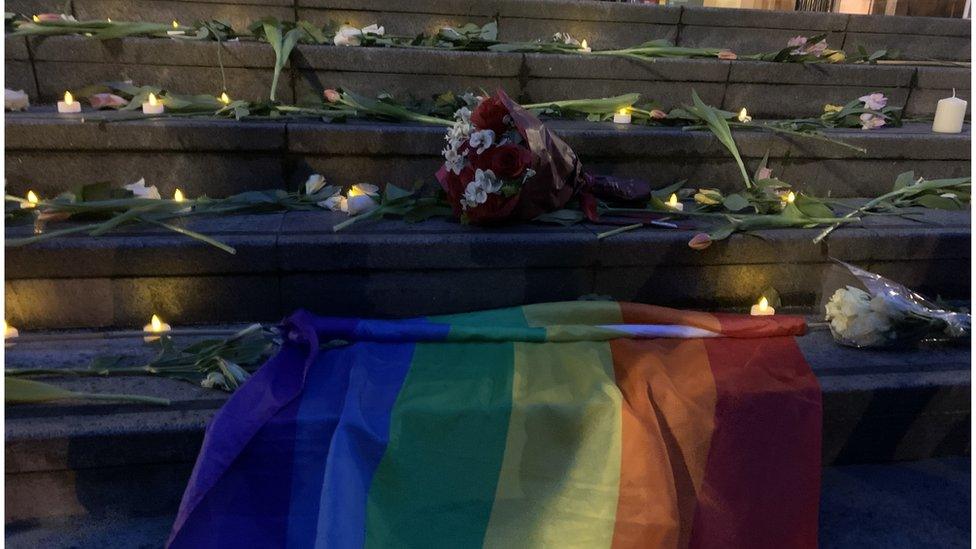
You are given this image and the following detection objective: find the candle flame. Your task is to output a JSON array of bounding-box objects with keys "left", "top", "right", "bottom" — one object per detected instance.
[
  {"left": 26, "top": 190, "right": 39, "bottom": 205},
  {"left": 668, "top": 193, "right": 678, "bottom": 207},
  {"left": 63, "top": 91, "right": 74, "bottom": 105},
  {"left": 785, "top": 191, "right": 796, "bottom": 203},
  {"left": 150, "top": 314, "right": 163, "bottom": 332},
  {"left": 617, "top": 108, "right": 629, "bottom": 116},
  {"left": 172, "top": 20, "right": 179, "bottom": 28},
  {"left": 758, "top": 296, "right": 769, "bottom": 311},
  {"left": 148, "top": 92, "right": 158, "bottom": 106},
  {"left": 737, "top": 107, "right": 750, "bottom": 122},
  {"left": 174, "top": 189, "right": 184, "bottom": 202},
  {"left": 107, "top": 17, "right": 112, "bottom": 22},
  {"left": 32, "top": 15, "right": 40, "bottom": 22},
  {"left": 580, "top": 39, "right": 588, "bottom": 50},
  {"left": 219, "top": 92, "right": 230, "bottom": 104},
  {"left": 348, "top": 186, "right": 364, "bottom": 197},
  {"left": 4, "top": 320, "right": 17, "bottom": 339}
]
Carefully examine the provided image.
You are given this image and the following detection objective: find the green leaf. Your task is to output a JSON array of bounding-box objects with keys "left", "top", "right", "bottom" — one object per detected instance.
[
  {"left": 5, "top": 377, "right": 170, "bottom": 405},
  {"left": 794, "top": 194, "right": 835, "bottom": 219},
  {"left": 893, "top": 171, "right": 916, "bottom": 191},
  {"left": 690, "top": 90, "right": 751, "bottom": 189},
  {"left": 534, "top": 209, "right": 585, "bottom": 226},
  {"left": 382, "top": 184, "right": 413, "bottom": 202},
  {"left": 914, "top": 194, "right": 963, "bottom": 210},
  {"left": 722, "top": 193, "right": 752, "bottom": 212}
]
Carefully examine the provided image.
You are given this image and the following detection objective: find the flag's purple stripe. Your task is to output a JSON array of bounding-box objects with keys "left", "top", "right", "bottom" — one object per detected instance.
[
  {"left": 169, "top": 310, "right": 323, "bottom": 547},
  {"left": 597, "top": 324, "right": 720, "bottom": 339},
  {"left": 168, "top": 342, "right": 308, "bottom": 547},
  {"left": 284, "top": 347, "right": 356, "bottom": 547},
  {"left": 306, "top": 316, "right": 454, "bottom": 343},
  {"left": 312, "top": 341, "right": 417, "bottom": 548}
]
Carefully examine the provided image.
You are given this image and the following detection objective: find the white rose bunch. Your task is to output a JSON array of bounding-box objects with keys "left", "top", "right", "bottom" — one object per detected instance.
[{"left": 825, "top": 286, "right": 901, "bottom": 347}]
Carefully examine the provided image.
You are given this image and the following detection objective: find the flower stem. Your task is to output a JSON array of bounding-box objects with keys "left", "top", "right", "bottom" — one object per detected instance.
[{"left": 596, "top": 223, "right": 643, "bottom": 239}]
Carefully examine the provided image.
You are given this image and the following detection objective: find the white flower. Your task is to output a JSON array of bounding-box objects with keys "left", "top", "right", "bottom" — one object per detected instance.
[
  {"left": 859, "top": 112, "right": 886, "bottom": 130},
  {"left": 5, "top": 89, "right": 29, "bottom": 111},
  {"left": 460, "top": 93, "right": 480, "bottom": 107},
  {"left": 825, "top": 286, "right": 900, "bottom": 347},
  {"left": 318, "top": 194, "right": 346, "bottom": 212},
  {"left": 468, "top": 129, "right": 495, "bottom": 154},
  {"left": 474, "top": 168, "right": 502, "bottom": 193},
  {"left": 859, "top": 93, "right": 888, "bottom": 111},
  {"left": 443, "top": 146, "right": 466, "bottom": 175},
  {"left": 201, "top": 371, "right": 226, "bottom": 390},
  {"left": 462, "top": 181, "right": 488, "bottom": 209},
  {"left": 344, "top": 184, "right": 380, "bottom": 215},
  {"left": 304, "top": 173, "right": 328, "bottom": 195},
  {"left": 334, "top": 25, "right": 363, "bottom": 47},
  {"left": 361, "top": 24, "right": 385, "bottom": 36},
  {"left": 124, "top": 178, "right": 161, "bottom": 199}
]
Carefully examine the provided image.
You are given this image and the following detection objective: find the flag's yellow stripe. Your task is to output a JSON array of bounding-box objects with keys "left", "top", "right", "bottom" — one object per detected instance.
[{"left": 482, "top": 340, "right": 622, "bottom": 548}]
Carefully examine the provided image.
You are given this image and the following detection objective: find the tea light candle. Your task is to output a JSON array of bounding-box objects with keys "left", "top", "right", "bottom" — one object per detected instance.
[
  {"left": 737, "top": 107, "right": 751, "bottom": 123},
  {"left": 666, "top": 193, "right": 684, "bottom": 211},
  {"left": 143, "top": 314, "right": 171, "bottom": 342},
  {"left": 580, "top": 39, "right": 591, "bottom": 53},
  {"left": 167, "top": 20, "right": 184, "bottom": 36},
  {"left": 750, "top": 296, "right": 775, "bottom": 316},
  {"left": 219, "top": 92, "right": 231, "bottom": 105},
  {"left": 932, "top": 90, "right": 967, "bottom": 134},
  {"left": 57, "top": 91, "right": 81, "bottom": 113},
  {"left": 21, "top": 190, "right": 39, "bottom": 209},
  {"left": 142, "top": 92, "right": 164, "bottom": 115},
  {"left": 613, "top": 108, "right": 632, "bottom": 124},
  {"left": 4, "top": 321, "right": 19, "bottom": 340}
]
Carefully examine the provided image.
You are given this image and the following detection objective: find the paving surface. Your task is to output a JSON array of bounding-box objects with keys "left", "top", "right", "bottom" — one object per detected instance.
[{"left": 6, "top": 457, "right": 969, "bottom": 548}]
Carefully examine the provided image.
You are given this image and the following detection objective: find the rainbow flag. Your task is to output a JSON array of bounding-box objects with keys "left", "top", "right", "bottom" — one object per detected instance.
[{"left": 168, "top": 301, "right": 821, "bottom": 548}]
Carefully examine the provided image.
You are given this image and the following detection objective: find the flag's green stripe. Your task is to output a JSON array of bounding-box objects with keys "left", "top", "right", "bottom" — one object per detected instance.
[
  {"left": 483, "top": 340, "right": 623, "bottom": 548},
  {"left": 365, "top": 307, "right": 526, "bottom": 548},
  {"left": 522, "top": 301, "right": 624, "bottom": 327}
]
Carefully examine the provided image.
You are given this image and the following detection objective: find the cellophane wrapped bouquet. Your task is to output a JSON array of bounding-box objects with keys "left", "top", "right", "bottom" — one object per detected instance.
[
  {"left": 437, "top": 89, "right": 585, "bottom": 224},
  {"left": 823, "top": 261, "right": 970, "bottom": 348}
]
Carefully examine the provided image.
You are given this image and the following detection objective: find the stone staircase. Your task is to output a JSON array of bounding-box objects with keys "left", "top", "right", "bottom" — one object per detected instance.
[{"left": 3, "top": 0, "right": 972, "bottom": 545}]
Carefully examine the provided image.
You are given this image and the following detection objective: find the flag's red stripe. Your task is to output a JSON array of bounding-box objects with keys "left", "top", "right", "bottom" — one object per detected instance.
[{"left": 688, "top": 336, "right": 822, "bottom": 549}]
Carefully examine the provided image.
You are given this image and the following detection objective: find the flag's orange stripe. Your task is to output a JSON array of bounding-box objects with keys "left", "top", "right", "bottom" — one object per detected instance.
[{"left": 610, "top": 338, "right": 718, "bottom": 549}]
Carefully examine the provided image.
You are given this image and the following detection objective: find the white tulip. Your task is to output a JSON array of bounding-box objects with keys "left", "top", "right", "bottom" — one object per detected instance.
[
  {"left": 318, "top": 194, "right": 346, "bottom": 212},
  {"left": 124, "top": 178, "right": 161, "bottom": 199},
  {"left": 5, "top": 89, "right": 29, "bottom": 111},
  {"left": 346, "top": 194, "right": 378, "bottom": 215},
  {"left": 304, "top": 173, "right": 328, "bottom": 195},
  {"left": 825, "top": 286, "right": 899, "bottom": 347},
  {"left": 334, "top": 25, "right": 363, "bottom": 47},
  {"left": 361, "top": 24, "right": 385, "bottom": 36}
]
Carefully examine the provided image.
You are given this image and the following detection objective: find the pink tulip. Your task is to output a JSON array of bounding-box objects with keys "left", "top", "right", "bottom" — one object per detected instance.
[
  {"left": 323, "top": 89, "right": 341, "bottom": 103},
  {"left": 88, "top": 93, "right": 128, "bottom": 109},
  {"left": 688, "top": 233, "right": 713, "bottom": 250},
  {"left": 717, "top": 50, "right": 737, "bottom": 60},
  {"left": 649, "top": 109, "right": 667, "bottom": 120}
]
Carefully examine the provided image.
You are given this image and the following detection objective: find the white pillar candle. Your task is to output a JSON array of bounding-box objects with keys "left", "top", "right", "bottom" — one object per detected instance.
[
  {"left": 750, "top": 297, "right": 775, "bottom": 316},
  {"left": 613, "top": 108, "right": 632, "bottom": 124},
  {"left": 142, "top": 93, "right": 165, "bottom": 114},
  {"left": 932, "top": 90, "right": 967, "bottom": 134},
  {"left": 57, "top": 91, "right": 81, "bottom": 113}
]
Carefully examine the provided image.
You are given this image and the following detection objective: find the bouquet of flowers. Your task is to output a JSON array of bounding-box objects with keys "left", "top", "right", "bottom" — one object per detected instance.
[
  {"left": 823, "top": 261, "right": 970, "bottom": 348},
  {"left": 437, "top": 90, "right": 585, "bottom": 223}
]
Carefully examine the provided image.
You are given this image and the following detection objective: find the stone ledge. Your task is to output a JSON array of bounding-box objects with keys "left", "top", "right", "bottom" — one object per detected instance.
[
  {"left": 5, "top": 116, "right": 970, "bottom": 198},
  {"left": 3, "top": 208, "right": 970, "bottom": 328}
]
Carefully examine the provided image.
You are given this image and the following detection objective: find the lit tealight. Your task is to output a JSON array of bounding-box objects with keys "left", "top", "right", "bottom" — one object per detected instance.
[
  {"left": 667, "top": 193, "right": 684, "bottom": 212},
  {"left": 219, "top": 92, "right": 230, "bottom": 105},
  {"left": 580, "top": 39, "right": 591, "bottom": 53},
  {"left": 174, "top": 189, "right": 185, "bottom": 202},
  {"left": 750, "top": 296, "right": 775, "bottom": 316},
  {"left": 737, "top": 107, "right": 751, "bottom": 123},
  {"left": 143, "top": 314, "right": 172, "bottom": 342},
  {"left": 106, "top": 17, "right": 112, "bottom": 22},
  {"left": 25, "top": 190, "right": 39, "bottom": 208},
  {"left": 4, "top": 320, "right": 19, "bottom": 340},
  {"left": 32, "top": 15, "right": 40, "bottom": 22},
  {"left": 784, "top": 191, "right": 796, "bottom": 204},
  {"left": 612, "top": 107, "right": 632, "bottom": 124},
  {"left": 168, "top": 20, "right": 185, "bottom": 36},
  {"left": 172, "top": 20, "right": 179, "bottom": 28},
  {"left": 142, "top": 92, "right": 165, "bottom": 115},
  {"left": 57, "top": 90, "right": 81, "bottom": 113}
]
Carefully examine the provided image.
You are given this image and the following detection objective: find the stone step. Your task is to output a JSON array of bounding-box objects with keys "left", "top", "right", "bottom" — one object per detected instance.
[
  {"left": 4, "top": 0, "right": 969, "bottom": 59},
  {"left": 4, "top": 208, "right": 969, "bottom": 330},
  {"left": 6, "top": 34, "right": 970, "bottom": 117},
  {"left": 7, "top": 456, "right": 968, "bottom": 547},
  {"left": 3, "top": 326, "right": 969, "bottom": 525},
  {"left": 4, "top": 115, "right": 969, "bottom": 199}
]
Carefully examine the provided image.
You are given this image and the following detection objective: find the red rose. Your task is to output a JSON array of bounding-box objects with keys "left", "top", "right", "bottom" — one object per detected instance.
[
  {"left": 436, "top": 165, "right": 475, "bottom": 217},
  {"left": 478, "top": 144, "right": 532, "bottom": 180},
  {"left": 470, "top": 95, "right": 510, "bottom": 135}
]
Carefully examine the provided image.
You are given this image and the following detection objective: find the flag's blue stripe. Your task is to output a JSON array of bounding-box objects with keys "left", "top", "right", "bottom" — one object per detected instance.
[
  {"left": 312, "top": 341, "right": 420, "bottom": 548},
  {"left": 285, "top": 346, "right": 356, "bottom": 547}
]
